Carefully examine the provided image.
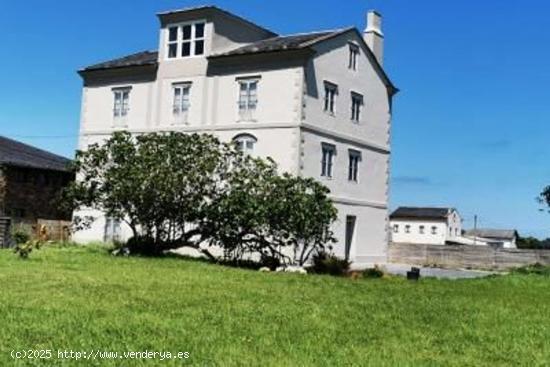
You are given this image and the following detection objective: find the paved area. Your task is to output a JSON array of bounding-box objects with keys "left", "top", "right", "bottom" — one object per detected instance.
[{"left": 382, "top": 263, "right": 501, "bottom": 279}]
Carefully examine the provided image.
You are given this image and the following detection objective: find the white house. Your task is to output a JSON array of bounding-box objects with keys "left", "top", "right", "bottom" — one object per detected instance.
[
  {"left": 389, "top": 207, "right": 462, "bottom": 245},
  {"left": 463, "top": 228, "right": 518, "bottom": 249},
  {"left": 73, "top": 5, "right": 397, "bottom": 266}
]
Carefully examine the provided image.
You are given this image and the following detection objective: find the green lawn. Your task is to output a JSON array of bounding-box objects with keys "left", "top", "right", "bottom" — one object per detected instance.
[{"left": 0, "top": 246, "right": 549, "bottom": 366}]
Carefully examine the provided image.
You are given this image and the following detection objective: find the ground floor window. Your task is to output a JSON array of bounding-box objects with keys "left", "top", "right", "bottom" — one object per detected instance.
[{"left": 104, "top": 217, "right": 121, "bottom": 243}]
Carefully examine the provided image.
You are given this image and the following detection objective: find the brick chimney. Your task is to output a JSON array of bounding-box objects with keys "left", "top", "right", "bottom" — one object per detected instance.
[{"left": 364, "top": 11, "right": 384, "bottom": 65}]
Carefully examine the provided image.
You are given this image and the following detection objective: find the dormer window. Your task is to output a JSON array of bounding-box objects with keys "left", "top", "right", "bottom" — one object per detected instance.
[{"left": 166, "top": 21, "right": 206, "bottom": 59}]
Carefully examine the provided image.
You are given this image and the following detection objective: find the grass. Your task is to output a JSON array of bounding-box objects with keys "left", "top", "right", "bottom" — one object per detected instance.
[{"left": 0, "top": 246, "right": 549, "bottom": 366}]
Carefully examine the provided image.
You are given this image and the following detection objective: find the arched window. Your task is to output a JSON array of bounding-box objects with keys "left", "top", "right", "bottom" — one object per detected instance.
[{"left": 233, "top": 134, "right": 257, "bottom": 155}]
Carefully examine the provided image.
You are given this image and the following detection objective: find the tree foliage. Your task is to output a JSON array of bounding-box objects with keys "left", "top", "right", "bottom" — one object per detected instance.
[{"left": 64, "top": 132, "right": 337, "bottom": 264}]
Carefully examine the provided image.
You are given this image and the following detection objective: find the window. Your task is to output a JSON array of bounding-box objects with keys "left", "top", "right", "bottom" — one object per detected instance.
[
  {"left": 393, "top": 224, "right": 399, "bottom": 233},
  {"left": 431, "top": 226, "right": 437, "bottom": 235},
  {"left": 238, "top": 79, "right": 258, "bottom": 121},
  {"left": 166, "top": 22, "right": 206, "bottom": 59},
  {"left": 349, "top": 43, "right": 359, "bottom": 70},
  {"left": 405, "top": 225, "right": 411, "bottom": 234},
  {"left": 104, "top": 217, "right": 121, "bottom": 243},
  {"left": 351, "top": 93, "right": 363, "bottom": 122},
  {"left": 324, "top": 82, "right": 337, "bottom": 114},
  {"left": 455, "top": 228, "right": 459, "bottom": 236},
  {"left": 348, "top": 150, "right": 361, "bottom": 182},
  {"left": 172, "top": 83, "right": 191, "bottom": 123},
  {"left": 419, "top": 225, "right": 425, "bottom": 234},
  {"left": 321, "top": 144, "right": 335, "bottom": 178},
  {"left": 113, "top": 88, "right": 130, "bottom": 126},
  {"left": 233, "top": 134, "right": 257, "bottom": 155}
]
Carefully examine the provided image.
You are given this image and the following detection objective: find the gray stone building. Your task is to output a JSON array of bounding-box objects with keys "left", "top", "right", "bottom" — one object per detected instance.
[{"left": 0, "top": 136, "right": 73, "bottom": 224}]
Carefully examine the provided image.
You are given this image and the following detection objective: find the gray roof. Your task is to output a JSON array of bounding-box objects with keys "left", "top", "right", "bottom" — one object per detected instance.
[
  {"left": 210, "top": 29, "right": 350, "bottom": 58},
  {"left": 390, "top": 207, "right": 454, "bottom": 220},
  {"left": 78, "top": 7, "right": 397, "bottom": 94},
  {"left": 81, "top": 51, "right": 158, "bottom": 72},
  {"left": 0, "top": 136, "right": 71, "bottom": 172},
  {"left": 464, "top": 229, "right": 518, "bottom": 240},
  {"left": 79, "top": 30, "right": 347, "bottom": 71}
]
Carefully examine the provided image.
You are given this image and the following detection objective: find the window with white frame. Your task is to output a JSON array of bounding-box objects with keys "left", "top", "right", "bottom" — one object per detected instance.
[
  {"left": 321, "top": 143, "right": 336, "bottom": 178},
  {"left": 351, "top": 92, "right": 363, "bottom": 122},
  {"left": 348, "top": 150, "right": 361, "bottom": 182},
  {"left": 233, "top": 134, "right": 257, "bottom": 155},
  {"left": 349, "top": 43, "right": 359, "bottom": 70},
  {"left": 431, "top": 226, "right": 438, "bottom": 235},
  {"left": 393, "top": 224, "right": 399, "bottom": 233},
  {"left": 166, "top": 22, "right": 205, "bottom": 59},
  {"left": 172, "top": 83, "right": 191, "bottom": 123},
  {"left": 324, "top": 81, "right": 337, "bottom": 114},
  {"left": 113, "top": 87, "right": 130, "bottom": 125},
  {"left": 238, "top": 78, "right": 259, "bottom": 121},
  {"left": 405, "top": 225, "right": 411, "bottom": 234},
  {"left": 419, "top": 225, "right": 425, "bottom": 234},
  {"left": 104, "top": 217, "right": 121, "bottom": 243}
]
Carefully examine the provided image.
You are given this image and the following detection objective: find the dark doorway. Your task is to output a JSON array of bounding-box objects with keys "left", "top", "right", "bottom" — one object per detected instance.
[{"left": 345, "top": 215, "right": 357, "bottom": 261}]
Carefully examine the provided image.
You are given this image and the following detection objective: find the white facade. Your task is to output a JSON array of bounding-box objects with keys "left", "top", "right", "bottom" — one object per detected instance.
[
  {"left": 390, "top": 209, "right": 462, "bottom": 245},
  {"left": 73, "top": 6, "right": 397, "bottom": 266}
]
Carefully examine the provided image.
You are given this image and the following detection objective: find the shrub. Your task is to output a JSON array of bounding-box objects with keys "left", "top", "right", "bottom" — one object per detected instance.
[
  {"left": 363, "top": 266, "right": 385, "bottom": 279},
  {"left": 125, "top": 236, "right": 157, "bottom": 256},
  {"left": 310, "top": 252, "right": 350, "bottom": 276},
  {"left": 513, "top": 263, "right": 550, "bottom": 276},
  {"left": 260, "top": 254, "right": 281, "bottom": 271},
  {"left": 12, "top": 228, "right": 31, "bottom": 245},
  {"left": 14, "top": 241, "right": 42, "bottom": 259}
]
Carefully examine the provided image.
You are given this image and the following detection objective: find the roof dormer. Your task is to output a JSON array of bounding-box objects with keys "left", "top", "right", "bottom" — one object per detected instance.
[{"left": 157, "top": 6, "right": 276, "bottom": 62}]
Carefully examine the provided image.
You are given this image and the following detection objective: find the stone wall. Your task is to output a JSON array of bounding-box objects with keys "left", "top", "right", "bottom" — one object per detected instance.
[
  {"left": 3, "top": 166, "right": 73, "bottom": 222},
  {"left": 388, "top": 242, "right": 550, "bottom": 270}
]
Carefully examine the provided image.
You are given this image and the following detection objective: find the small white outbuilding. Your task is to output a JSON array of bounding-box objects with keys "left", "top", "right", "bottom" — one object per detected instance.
[{"left": 389, "top": 207, "right": 462, "bottom": 245}]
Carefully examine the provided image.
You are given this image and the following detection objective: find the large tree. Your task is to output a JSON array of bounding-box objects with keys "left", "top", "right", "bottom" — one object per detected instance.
[{"left": 65, "top": 131, "right": 337, "bottom": 264}]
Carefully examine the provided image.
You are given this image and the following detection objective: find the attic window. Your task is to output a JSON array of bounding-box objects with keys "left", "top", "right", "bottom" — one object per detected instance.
[{"left": 166, "top": 21, "right": 206, "bottom": 59}]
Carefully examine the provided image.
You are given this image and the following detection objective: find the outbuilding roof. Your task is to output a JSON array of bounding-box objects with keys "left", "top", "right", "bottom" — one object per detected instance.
[
  {"left": 464, "top": 229, "right": 518, "bottom": 240},
  {"left": 390, "top": 207, "right": 455, "bottom": 220},
  {"left": 0, "top": 135, "right": 72, "bottom": 172}
]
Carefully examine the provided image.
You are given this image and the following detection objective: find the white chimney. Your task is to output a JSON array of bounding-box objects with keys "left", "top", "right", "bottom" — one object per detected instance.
[{"left": 364, "top": 10, "right": 384, "bottom": 65}]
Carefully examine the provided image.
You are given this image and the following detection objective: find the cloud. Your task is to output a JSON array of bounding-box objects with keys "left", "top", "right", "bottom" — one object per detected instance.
[
  {"left": 477, "top": 139, "right": 512, "bottom": 150},
  {"left": 392, "top": 175, "right": 433, "bottom": 186}
]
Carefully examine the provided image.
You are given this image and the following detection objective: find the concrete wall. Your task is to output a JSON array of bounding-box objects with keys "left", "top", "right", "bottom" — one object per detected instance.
[{"left": 388, "top": 242, "right": 550, "bottom": 270}]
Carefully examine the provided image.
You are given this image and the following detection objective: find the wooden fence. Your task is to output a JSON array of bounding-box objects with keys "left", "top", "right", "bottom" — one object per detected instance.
[
  {"left": 388, "top": 242, "right": 550, "bottom": 270},
  {"left": 0, "top": 217, "right": 11, "bottom": 248},
  {"left": 35, "top": 219, "right": 71, "bottom": 242}
]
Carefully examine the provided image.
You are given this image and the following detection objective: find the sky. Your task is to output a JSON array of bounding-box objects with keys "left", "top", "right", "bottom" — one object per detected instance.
[{"left": 0, "top": 0, "right": 549, "bottom": 238}]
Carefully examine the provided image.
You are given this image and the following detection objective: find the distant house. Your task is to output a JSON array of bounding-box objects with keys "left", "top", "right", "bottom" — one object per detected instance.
[
  {"left": 0, "top": 136, "right": 74, "bottom": 224},
  {"left": 464, "top": 228, "right": 518, "bottom": 249},
  {"left": 389, "top": 207, "right": 462, "bottom": 245}
]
